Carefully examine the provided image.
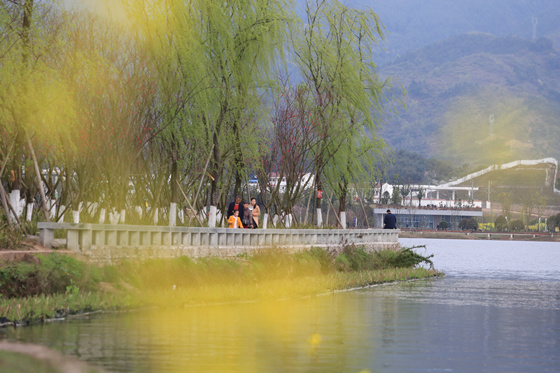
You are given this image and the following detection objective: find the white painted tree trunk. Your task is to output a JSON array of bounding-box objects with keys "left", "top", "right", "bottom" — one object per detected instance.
[
  {"left": 120, "top": 209, "right": 126, "bottom": 224},
  {"left": 339, "top": 211, "right": 346, "bottom": 229},
  {"left": 153, "top": 208, "right": 159, "bottom": 225},
  {"left": 48, "top": 198, "right": 56, "bottom": 220},
  {"left": 9, "top": 189, "right": 23, "bottom": 219},
  {"left": 262, "top": 213, "right": 269, "bottom": 229},
  {"left": 208, "top": 205, "right": 217, "bottom": 227},
  {"left": 72, "top": 210, "right": 80, "bottom": 223},
  {"left": 284, "top": 214, "right": 293, "bottom": 228},
  {"left": 169, "top": 202, "right": 177, "bottom": 227},
  {"left": 109, "top": 210, "right": 120, "bottom": 225},
  {"left": 57, "top": 205, "right": 66, "bottom": 222},
  {"left": 316, "top": 208, "right": 323, "bottom": 227},
  {"left": 99, "top": 208, "right": 106, "bottom": 224},
  {"left": 88, "top": 202, "right": 98, "bottom": 216},
  {"left": 26, "top": 203, "right": 34, "bottom": 222}
]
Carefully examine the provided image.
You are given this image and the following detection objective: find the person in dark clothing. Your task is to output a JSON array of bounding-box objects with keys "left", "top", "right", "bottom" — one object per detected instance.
[
  {"left": 383, "top": 209, "right": 397, "bottom": 229},
  {"left": 227, "top": 196, "right": 245, "bottom": 219}
]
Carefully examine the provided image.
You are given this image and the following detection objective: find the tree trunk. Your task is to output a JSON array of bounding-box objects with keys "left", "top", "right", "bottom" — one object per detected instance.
[
  {"left": 25, "top": 131, "right": 49, "bottom": 222},
  {"left": 209, "top": 131, "right": 221, "bottom": 206},
  {"left": 169, "top": 143, "right": 178, "bottom": 226}
]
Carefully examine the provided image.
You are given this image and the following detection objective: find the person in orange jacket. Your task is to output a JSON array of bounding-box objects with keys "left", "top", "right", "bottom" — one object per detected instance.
[{"left": 227, "top": 210, "right": 244, "bottom": 228}]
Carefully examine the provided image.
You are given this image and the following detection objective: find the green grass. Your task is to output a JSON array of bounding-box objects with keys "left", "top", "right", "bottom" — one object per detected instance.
[{"left": 0, "top": 246, "right": 441, "bottom": 324}]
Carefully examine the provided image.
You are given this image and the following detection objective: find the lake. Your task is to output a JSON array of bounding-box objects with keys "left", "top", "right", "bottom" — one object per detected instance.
[{"left": 2, "top": 238, "right": 560, "bottom": 372}]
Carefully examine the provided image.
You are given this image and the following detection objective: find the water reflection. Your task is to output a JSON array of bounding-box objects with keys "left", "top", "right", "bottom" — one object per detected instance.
[
  {"left": 402, "top": 238, "right": 560, "bottom": 280},
  {"left": 2, "top": 239, "right": 560, "bottom": 372}
]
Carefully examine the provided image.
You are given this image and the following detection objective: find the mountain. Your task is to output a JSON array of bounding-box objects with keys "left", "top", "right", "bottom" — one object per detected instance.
[
  {"left": 378, "top": 32, "right": 560, "bottom": 166},
  {"left": 364, "top": 0, "right": 560, "bottom": 67}
]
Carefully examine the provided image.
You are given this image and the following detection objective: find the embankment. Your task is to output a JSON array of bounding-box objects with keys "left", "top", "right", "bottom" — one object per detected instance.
[{"left": 399, "top": 230, "right": 560, "bottom": 242}]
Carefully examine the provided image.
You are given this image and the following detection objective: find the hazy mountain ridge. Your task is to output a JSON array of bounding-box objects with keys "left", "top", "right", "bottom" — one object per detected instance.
[
  {"left": 379, "top": 32, "right": 560, "bottom": 166},
  {"left": 365, "top": 0, "right": 560, "bottom": 67}
]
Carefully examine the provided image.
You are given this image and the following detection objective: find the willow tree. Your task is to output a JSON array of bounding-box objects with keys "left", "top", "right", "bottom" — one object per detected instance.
[
  {"left": 126, "top": 0, "right": 294, "bottom": 225},
  {"left": 257, "top": 81, "right": 319, "bottom": 223},
  {"left": 293, "top": 0, "right": 398, "bottom": 226},
  {"left": 56, "top": 12, "right": 158, "bottom": 224},
  {"left": 0, "top": 0, "right": 77, "bottom": 223}
]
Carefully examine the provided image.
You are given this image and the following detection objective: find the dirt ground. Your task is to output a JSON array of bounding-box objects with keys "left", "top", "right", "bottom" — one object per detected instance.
[{"left": 0, "top": 242, "right": 73, "bottom": 264}]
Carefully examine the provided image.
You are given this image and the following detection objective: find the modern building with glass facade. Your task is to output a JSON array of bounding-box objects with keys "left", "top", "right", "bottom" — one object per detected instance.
[{"left": 373, "top": 207, "right": 482, "bottom": 230}]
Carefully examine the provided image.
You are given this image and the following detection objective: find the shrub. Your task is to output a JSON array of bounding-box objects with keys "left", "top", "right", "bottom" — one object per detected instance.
[
  {"left": 0, "top": 254, "right": 101, "bottom": 298},
  {"left": 373, "top": 246, "right": 434, "bottom": 269},
  {"left": 438, "top": 221, "right": 449, "bottom": 229},
  {"left": 547, "top": 213, "right": 560, "bottom": 232},
  {"left": 509, "top": 220, "right": 525, "bottom": 232},
  {"left": 495, "top": 216, "right": 507, "bottom": 232},
  {"left": 459, "top": 218, "right": 478, "bottom": 231},
  {"left": 0, "top": 226, "right": 24, "bottom": 250},
  {"left": 335, "top": 245, "right": 374, "bottom": 272}
]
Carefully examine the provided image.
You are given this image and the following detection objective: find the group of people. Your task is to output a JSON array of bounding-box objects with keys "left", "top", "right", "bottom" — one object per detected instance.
[
  {"left": 226, "top": 196, "right": 261, "bottom": 229},
  {"left": 227, "top": 199, "right": 398, "bottom": 230}
]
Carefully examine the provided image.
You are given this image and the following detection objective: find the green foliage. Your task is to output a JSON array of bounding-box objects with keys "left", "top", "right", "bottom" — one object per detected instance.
[
  {"left": 295, "top": 0, "right": 395, "bottom": 212},
  {"left": 375, "top": 246, "right": 434, "bottom": 269},
  {"left": 0, "top": 246, "right": 440, "bottom": 323},
  {"left": 494, "top": 215, "right": 508, "bottom": 232},
  {"left": 438, "top": 221, "right": 449, "bottom": 229},
  {"left": 458, "top": 218, "right": 478, "bottom": 231},
  {"left": 0, "top": 254, "right": 101, "bottom": 298},
  {"left": 335, "top": 245, "right": 373, "bottom": 272},
  {"left": 509, "top": 219, "right": 525, "bottom": 232},
  {"left": 391, "top": 188, "right": 402, "bottom": 205},
  {"left": 547, "top": 213, "right": 560, "bottom": 232},
  {"left": 0, "top": 225, "right": 24, "bottom": 250},
  {"left": 334, "top": 244, "right": 434, "bottom": 272},
  {"left": 0, "top": 291, "right": 129, "bottom": 324}
]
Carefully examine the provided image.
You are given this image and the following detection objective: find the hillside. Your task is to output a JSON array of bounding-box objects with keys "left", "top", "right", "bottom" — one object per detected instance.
[
  {"left": 379, "top": 33, "right": 560, "bottom": 166},
  {"left": 365, "top": 0, "right": 560, "bottom": 67}
]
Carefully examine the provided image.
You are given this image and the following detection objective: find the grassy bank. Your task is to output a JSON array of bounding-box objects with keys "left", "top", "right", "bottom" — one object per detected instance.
[{"left": 0, "top": 246, "right": 440, "bottom": 324}]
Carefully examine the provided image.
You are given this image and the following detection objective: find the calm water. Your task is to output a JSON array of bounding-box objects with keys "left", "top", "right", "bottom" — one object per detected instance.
[{"left": 2, "top": 238, "right": 560, "bottom": 372}]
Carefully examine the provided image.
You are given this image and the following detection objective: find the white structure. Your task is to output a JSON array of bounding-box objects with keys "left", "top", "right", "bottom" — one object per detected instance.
[
  {"left": 37, "top": 222, "right": 400, "bottom": 264},
  {"left": 267, "top": 173, "right": 315, "bottom": 193},
  {"left": 373, "top": 183, "right": 482, "bottom": 208}
]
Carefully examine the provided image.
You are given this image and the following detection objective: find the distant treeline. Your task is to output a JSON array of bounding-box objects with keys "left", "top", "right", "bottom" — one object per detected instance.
[{"left": 380, "top": 149, "right": 463, "bottom": 185}]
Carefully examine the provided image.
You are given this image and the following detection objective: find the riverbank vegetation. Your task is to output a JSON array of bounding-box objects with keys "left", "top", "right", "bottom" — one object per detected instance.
[{"left": 0, "top": 247, "right": 439, "bottom": 325}]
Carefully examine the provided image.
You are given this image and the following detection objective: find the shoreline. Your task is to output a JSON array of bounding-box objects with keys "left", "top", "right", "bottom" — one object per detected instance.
[
  {"left": 0, "top": 247, "right": 440, "bottom": 327},
  {"left": 0, "top": 268, "right": 442, "bottom": 328},
  {"left": 399, "top": 230, "right": 560, "bottom": 242}
]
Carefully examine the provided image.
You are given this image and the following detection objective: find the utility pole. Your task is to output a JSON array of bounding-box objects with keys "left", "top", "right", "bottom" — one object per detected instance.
[{"left": 488, "top": 180, "right": 492, "bottom": 215}]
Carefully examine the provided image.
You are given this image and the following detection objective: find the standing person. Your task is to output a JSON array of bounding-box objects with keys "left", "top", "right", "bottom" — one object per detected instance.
[
  {"left": 227, "top": 196, "right": 244, "bottom": 220},
  {"left": 242, "top": 202, "right": 254, "bottom": 229},
  {"left": 250, "top": 198, "right": 261, "bottom": 228},
  {"left": 383, "top": 209, "right": 397, "bottom": 229},
  {"left": 227, "top": 210, "right": 244, "bottom": 228}
]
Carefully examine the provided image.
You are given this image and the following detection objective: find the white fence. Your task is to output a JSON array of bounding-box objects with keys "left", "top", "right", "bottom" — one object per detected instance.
[{"left": 37, "top": 223, "right": 400, "bottom": 263}]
